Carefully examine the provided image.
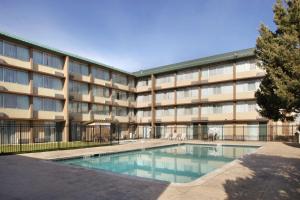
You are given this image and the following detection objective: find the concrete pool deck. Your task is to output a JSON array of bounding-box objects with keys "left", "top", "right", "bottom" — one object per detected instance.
[{"left": 0, "top": 140, "right": 299, "bottom": 199}]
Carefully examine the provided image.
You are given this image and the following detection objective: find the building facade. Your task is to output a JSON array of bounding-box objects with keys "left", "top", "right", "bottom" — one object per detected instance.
[{"left": 0, "top": 31, "right": 287, "bottom": 142}]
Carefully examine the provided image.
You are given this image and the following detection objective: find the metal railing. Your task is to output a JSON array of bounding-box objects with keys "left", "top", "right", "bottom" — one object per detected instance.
[
  {"left": 0, "top": 124, "right": 299, "bottom": 154},
  {"left": 0, "top": 124, "right": 123, "bottom": 154},
  {"left": 150, "top": 124, "right": 299, "bottom": 142}
]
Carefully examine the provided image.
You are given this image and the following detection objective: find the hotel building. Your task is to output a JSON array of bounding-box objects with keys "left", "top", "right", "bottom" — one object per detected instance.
[{"left": 0, "top": 31, "right": 282, "bottom": 142}]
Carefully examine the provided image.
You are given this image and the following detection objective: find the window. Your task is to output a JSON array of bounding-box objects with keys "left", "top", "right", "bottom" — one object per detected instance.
[
  {"left": 237, "top": 101, "right": 257, "bottom": 112},
  {"left": 0, "top": 93, "right": 29, "bottom": 109},
  {"left": 112, "top": 90, "right": 127, "bottom": 101},
  {"left": 92, "top": 85, "right": 110, "bottom": 98},
  {"left": 91, "top": 104, "right": 109, "bottom": 115},
  {"left": 91, "top": 67, "right": 110, "bottom": 81},
  {"left": 156, "top": 91, "right": 174, "bottom": 102},
  {"left": 236, "top": 61, "right": 257, "bottom": 73},
  {"left": 201, "top": 84, "right": 233, "bottom": 97},
  {"left": 33, "top": 74, "right": 62, "bottom": 90},
  {"left": 156, "top": 74, "right": 174, "bottom": 85},
  {"left": 33, "top": 50, "right": 63, "bottom": 69},
  {"left": 137, "top": 109, "right": 151, "bottom": 117},
  {"left": 33, "top": 97, "right": 63, "bottom": 112},
  {"left": 177, "top": 69, "right": 198, "bottom": 81},
  {"left": 69, "top": 60, "right": 89, "bottom": 76},
  {"left": 236, "top": 80, "right": 260, "bottom": 92},
  {"left": 201, "top": 103, "right": 233, "bottom": 114},
  {"left": 156, "top": 108, "right": 174, "bottom": 117},
  {"left": 112, "top": 107, "right": 128, "bottom": 116},
  {"left": 69, "top": 81, "right": 89, "bottom": 94},
  {"left": 0, "top": 66, "right": 28, "bottom": 85},
  {"left": 137, "top": 94, "right": 151, "bottom": 103},
  {"left": 1, "top": 41, "right": 29, "bottom": 61},
  {"left": 137, "top": 77, "right": 151, "bottom": 87},
  {"left": 177, "top": 106, "right": 198, "bottom": 116},
  {"left": 201, "top": 64, "right": 232, "bottom": 78},
  {"left": 177, "top": 87, "right": 198, "bottom": 99},
  {"left": 69, "top": 101, "right": 88, "bottom": 113},
  {"left": 112, "top": 73, "right": 127, "bottom": 85}
]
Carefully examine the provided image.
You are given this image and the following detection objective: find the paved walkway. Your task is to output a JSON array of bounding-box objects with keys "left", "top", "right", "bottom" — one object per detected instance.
[{"left": 0, "top": 140, "right": 299, "bottom": 200}]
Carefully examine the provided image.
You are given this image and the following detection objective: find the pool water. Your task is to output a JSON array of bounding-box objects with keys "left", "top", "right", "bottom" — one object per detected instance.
[{"left": 58, "top": 144, "right": 258, "bottom": 183}]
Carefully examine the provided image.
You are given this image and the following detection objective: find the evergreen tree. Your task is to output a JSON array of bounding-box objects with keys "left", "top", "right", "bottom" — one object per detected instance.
[{"left": 255, "top": 0, "right": 300, "bottom": 121}]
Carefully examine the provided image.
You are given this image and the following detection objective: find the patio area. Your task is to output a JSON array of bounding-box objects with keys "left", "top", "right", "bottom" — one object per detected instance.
[{"left": 0, "top": 140, "right": 299, "bottom": 200}]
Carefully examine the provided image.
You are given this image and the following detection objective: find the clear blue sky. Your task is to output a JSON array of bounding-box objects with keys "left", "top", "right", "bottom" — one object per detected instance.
[{"left": 0, "top": 0, "right": 276, "bottom": 72}]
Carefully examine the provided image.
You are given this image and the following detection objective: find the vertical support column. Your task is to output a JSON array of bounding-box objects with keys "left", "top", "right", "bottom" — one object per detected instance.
[
  {"left": 198, "top": 68, "right": 202, "bottom": 121},
  {"left": 109, "top": 70, "right": 113, "bottom": 122},
  {"left": 174, "top": 72, "right": 177, "bottom": 132},
  {"left": 29, "top": 48, "right": 34, "bottom": 143},
  {"left": 233, "top": 62, "right": 237, "bottom": 140},
  {"left": 151, "top": 74, "right": 155, "bottom": 138},
  {"left": 63, "top": 56, "right": 70, "bottom": 142}
]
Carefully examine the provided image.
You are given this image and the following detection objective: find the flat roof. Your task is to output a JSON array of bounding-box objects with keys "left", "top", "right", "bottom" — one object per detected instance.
[{"left": 0, "top": 31, "right": 255, "bottom": 78}]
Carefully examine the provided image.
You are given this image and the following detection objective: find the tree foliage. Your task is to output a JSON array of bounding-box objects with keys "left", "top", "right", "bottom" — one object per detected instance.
[{"left": 255, "top": 0, "right": 300, "bottom": 121}]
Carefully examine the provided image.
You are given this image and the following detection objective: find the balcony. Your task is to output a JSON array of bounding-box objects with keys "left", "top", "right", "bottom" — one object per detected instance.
[
  {"left": 201, "top": 113, "right": 234, "bottom": 121},
  {"left": 136, "top": 116, "right": 152, "bottom": 124},
  {"left": 92, "top": 96, "right": 111, "bottom": 104},
  {"left": 236, "top": 69, "right": 266, "bottom": 80},
  {"left": 0, "top": 55, "right": 31, "bottom": 71},
  {"left": 136, "top": 85, "right": 151, "bottom": 93},
  {"left": 33, "top": 111, "right": 64, "bottom": 121},
  {"left": 136, "top": 101, "right": 151, "bottom": 108},
  {"left": 112, "top": 116, "right": 129, "bottom": 123},
  {"left": 176, "top": 78, "right": 199, "bottom": 87},
  {"left": 69, "top": 92, "right": 90, "bottom": 102},
  {"left": 156, "top": 116, "right": 175, "bottom": 123},
  {"left": 236, "top": 112, "right": 261, "bottom": 120},
  {"left": 201, "top": 93, "right": 234, "bottom": 102},
  {"left": 0, "top": 82, "right": 31, "bottom": 95},
  {"left": 201, "top": 74, "right": 234, "bottom": 84},
  {"left": 32, "top": 63, "right": 64, "bottom": 77},
  {"left": 156, "top": 99, "right": 175, "bottom": 106},
  {"left": 177, "top": 115, "right": 199, "bottom": 122},
  {"left": 177, "top": 97, "right": 199, "bottom": 105},
  {"left": 112, "top": 82, "right": 130, "bottom": 91},
  {"left": 111, "top": 99, "right": 129, "bottom": 107},
  {"left": 155, "top": 82, "right": 175, "bottom": 90},
  {"left": 0, "top": 108, "right": 32, "bottom": 119},
  {"left": 236, "top": 91, "right": 255, "bottom": 100},
  {"left": 92, "top": 113, "right": 110, "bottom": 121},
  {"left": 32, "top": 87, "right": 64, "bottom": 99},
  {"left": 69, "top": 73, "right": 90, "bottom": 83},
  {"left": 70, "top": 113, "right": 91, "bottom": 121}
]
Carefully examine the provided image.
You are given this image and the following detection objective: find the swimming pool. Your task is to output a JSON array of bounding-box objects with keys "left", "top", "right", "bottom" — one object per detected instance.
[{"left": 57, "top": 144, "right": 258, "bottom": 183}]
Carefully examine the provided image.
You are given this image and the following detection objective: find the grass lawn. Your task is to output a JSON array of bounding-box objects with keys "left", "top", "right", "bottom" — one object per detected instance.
[{"left": 0, "top": 141, "right": 114, "bottom": 154}]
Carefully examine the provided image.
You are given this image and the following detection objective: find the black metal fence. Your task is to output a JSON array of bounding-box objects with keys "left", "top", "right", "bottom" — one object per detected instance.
[
  {"left": 151, "top": 124, "right": 299, "bottom": 142},
  {"left": 0, "top": 124, "right": 126, "bottom": 154},
  {"left": 0, "top": 124, "right": 299, "bottom": 154}
]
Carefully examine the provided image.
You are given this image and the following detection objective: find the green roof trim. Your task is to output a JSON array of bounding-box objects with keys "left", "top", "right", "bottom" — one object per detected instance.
[
  {"left": 133, "top": 48, "right": 255, "bottom": 77},
  {"left": 0, "top": 31, "right": 133, "bottom": 76},
  {"left": 0, "top": 31, "right": 255, "bottom": 78}
]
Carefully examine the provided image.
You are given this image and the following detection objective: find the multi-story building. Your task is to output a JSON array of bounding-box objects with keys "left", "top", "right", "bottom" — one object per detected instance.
[{"left": 0, "top": 31, "right": 285, "bottom": 142}]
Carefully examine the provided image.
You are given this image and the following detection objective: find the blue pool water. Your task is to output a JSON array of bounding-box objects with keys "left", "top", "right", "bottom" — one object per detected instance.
[{"left": 58, "top": 144, "right": 258, "bottom": 183}]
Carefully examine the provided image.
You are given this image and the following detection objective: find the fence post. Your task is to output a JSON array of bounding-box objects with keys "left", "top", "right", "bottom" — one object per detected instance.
[
  {"left": 243, "top": 126, "right": 244, "bottom": 141},
  {"left": 110, "top": 125, "right": 113, "bottom": 145},
  {"left": 100, "top": 125, "right": 102, "bottom": 144},
  {"left": 19, "top": 124, "right": 22, "bottom": 152},
  {"left": 118, "top": 125, "right": 120, "bottom": 144}
]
